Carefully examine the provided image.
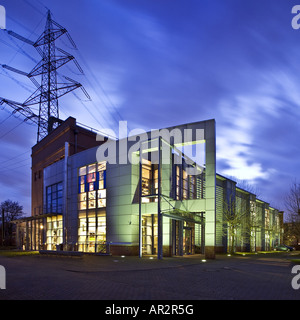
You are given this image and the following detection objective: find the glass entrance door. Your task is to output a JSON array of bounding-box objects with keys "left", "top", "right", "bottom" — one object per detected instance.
[
  {"left": 142, "top": 214, "right": 158, "bottom": 255},
  {"left": 172, "top": 220, "right": 195, "bottom": 255},
  {"left": 183, "top": 227, "right": 192, "bottom": 255}
]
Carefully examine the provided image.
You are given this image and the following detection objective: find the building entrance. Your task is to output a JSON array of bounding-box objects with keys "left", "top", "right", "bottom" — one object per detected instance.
[
  {"left": 142, "top": 214, "right": 158, "bottom": 255},
  {"left": 141, "top": 214, "right": 202, "bottom": 257},
  {"left": 172, "top": 220, "right": 195, "bottom": 256},
  {"left": 183, "top": 226, "right": 193, "bottom": 255}
]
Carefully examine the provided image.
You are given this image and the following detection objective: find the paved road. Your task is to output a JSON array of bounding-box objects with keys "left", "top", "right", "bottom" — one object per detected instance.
[{"left": 0, "top": 252, "right": 299, "bottom": 301}]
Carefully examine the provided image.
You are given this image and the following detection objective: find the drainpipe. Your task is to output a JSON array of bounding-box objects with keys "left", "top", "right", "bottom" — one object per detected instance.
[
  {"left": 1, "top": 208, "right": 4, "bottom": 246},
  {"left": 63, "top": 142, "right": 69, "bottom": 250},
  {"left": 74, "top": 129, "right": 78, "bottom": 154},
  {"left": 139, "top": 140, "right": 143, "bottom": 258},
  {"left": 157, "top": 137, "right": 163, "bottom": 259}
]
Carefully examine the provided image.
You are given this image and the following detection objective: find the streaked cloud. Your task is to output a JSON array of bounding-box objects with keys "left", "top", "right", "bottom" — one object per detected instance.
[{"left": 0, "top": 0, "right": 299, "bottom": 214}]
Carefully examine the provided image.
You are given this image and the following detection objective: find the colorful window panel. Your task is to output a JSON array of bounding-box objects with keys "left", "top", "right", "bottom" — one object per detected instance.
[{"left": 78, "top": 162, "right": 106, "bottom": 210}]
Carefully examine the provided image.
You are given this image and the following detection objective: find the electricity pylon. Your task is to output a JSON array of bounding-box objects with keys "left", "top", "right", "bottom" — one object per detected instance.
[{"left": 0, "top": 10, "right": 89, "bottom": 142}]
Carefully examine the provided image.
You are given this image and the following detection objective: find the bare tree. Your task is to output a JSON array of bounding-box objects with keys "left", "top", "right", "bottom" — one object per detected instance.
[
  {"left": 223, "top": 195, "right": 248, "bottom": 254},
  {"left": 0, "top": 199, "right": 24, "bottom": 245},
  {"left": 285, "top": 181, "right": 300, "bottom": 217},
  {"left": 248, "top": 202, "right": 262, "bottom": 252},
  {"left": 235, "top": 178, "right": 262, "bottom": 198},
  {"left": 285, "top": 181, "right": 300, "bottom": 245}
]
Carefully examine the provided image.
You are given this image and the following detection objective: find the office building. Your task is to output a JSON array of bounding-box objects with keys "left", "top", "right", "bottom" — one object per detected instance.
[{"left": 13, "top": 118, "right": 283, "bottom": 259}]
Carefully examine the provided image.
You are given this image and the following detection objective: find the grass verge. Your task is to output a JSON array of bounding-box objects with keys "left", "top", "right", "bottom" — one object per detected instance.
[
  {"left": 234, "top": 251, "right": 287, "bottom": 256},
  {"left": 0, "top": 250, "right": 40, "bottom": 257}
]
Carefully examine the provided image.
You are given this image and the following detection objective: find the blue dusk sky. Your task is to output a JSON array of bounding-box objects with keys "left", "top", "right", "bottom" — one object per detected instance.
[{"left": 0, "top": 0, "right": 299, "bottom": 217}]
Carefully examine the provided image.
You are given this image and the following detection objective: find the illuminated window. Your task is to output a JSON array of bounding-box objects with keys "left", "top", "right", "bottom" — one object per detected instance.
[
  {"left": 78, "top": 211, "right": 87, "bottom": 251},
  {"left": 77, "top": 211, "right": 106, "bottom": 253},
  {"left": 189, "top": 175, "right": 196, "bottom": 199},
  {"left": 153, "top": 166, "right": 158, "bottom": 195},
  {"left": 142, "top": 159, "right": 151, "bottom": 198},
  {"left": 98, "top": 189, "right": 106, "bottom": 208},
  {"left": 141, "top": 159, "right": 158, "bottom": 203},
  {"left": 142, "top": 214, "right": 158, "bottom": 255},
  {"left": 182, "top": 169, "right": 188, "bottom": 199},
  {"left": 78, "top": 161, "right": 106, "bottom": 209},
  {"left": 79, "top": 166, "right": 86, "bottom": 176},
  {"left": 173, "top": 166, "right": 204, "bottom": 200},
  {"left": 78, "top": 162, "right": 107, "bottom": 252},
  {"left": 78, "top": 193, "right": 87, "bottom": 210},
  {"left": 265, "top": 209, "right": 270, "bottom": 229},
  {"left": 175, "top": 165, "right": 180, "bottom": 200},
  {"left": 88, "top": 191, "right": 96, "bottom": 209},
  {"left": 46, "top": 215, "right": 63, "bottom": 250}
]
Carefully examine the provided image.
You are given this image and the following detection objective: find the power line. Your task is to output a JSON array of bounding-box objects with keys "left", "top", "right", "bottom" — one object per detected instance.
[
  {"left": 69, "top": 90, "right": 111, "bottom": 132},
  {"left": 1, "top": 150, "right": 31, "bottom": 165},
  {"left": 0, "top": 120, "right": 24, "bottom": 140},
  {"left": 0, "top": 37, "right": 19, "bottom": 51},
  {"left": 0, "top": 157, "right": 30, "bottom": 171},
  {"left": 76, "top": 49, "right": 126, "bottom": 128},
  {"left": 22, "top": 0, "right": 45, "bottom": 16},
  {"left": 23, "top": 0, "right": 50, "bottom": 16},
  {"left": 0, "top": 161, "right": 31, "bottom": 174},
  {"left": 5, "top": 31, "right": 39, "bottom": 64},
  {"left": 1, "top": 4, "right": 127, "bottom": 142},
  {"left": 5, "top": 12, "right": 46, "bottom": 66},
  {"left": 50, "top": 7, "right": 126, "bottom": 130},
  {"left": 0, "top": 10, "right": 89, "bottom": 142},
  {"left": 0, "top": 67, "right": 36, "bottom": 93},
  {"left": 0, "top": 113, "right": 13, "bottom": 125}
]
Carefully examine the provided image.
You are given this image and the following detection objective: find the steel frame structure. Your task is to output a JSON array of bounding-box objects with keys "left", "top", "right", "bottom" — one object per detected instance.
[{"left": 0, "top": 10, "right": 88, "bottom": 142}]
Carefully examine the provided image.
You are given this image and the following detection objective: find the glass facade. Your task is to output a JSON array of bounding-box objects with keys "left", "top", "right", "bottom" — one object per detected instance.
[
  {"left": 78, "top": 211, "right": 106, "bottom": 252},
  {"left": 173, "top": 164, "right": 205, "bottom": 200},
  {"left": 46, "top": 182, "right": 63, "bottom": 214},
  {"left": 183, "top": 222, "right": 195, "bottom": 255},
  {"left": 138, "top": 138, "right": 206, "bottom": 257},
  {"left": 46, "top": 215, "right": 63, "bottom": 250},
  {"left": 78, "top": 162, "right": 107, "bottom": 253},
  {"left": 78, "top": 162, "right": 106, "bottom": 210},
  {"left": 142, "top": 214, "right": 158, "bottom": 255},
  {"left": 141, "top": 159, "right": 158, "bottom": 203},
  {"left": 141, "top": 159, "right": 206, "bottom": 203},
  {"left": 172, "top": 220, "right": 196, "bottom": 256}
]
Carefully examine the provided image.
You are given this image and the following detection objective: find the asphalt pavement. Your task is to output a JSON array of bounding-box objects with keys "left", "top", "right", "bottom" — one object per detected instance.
[{"left": 0, "top": 251, "right": 299, "bottom": 301}]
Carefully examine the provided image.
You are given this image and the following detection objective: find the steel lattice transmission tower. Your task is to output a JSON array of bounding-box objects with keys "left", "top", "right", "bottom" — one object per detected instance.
[{"left": 0, "top": 10, "right": 89, "bottom": 142}]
